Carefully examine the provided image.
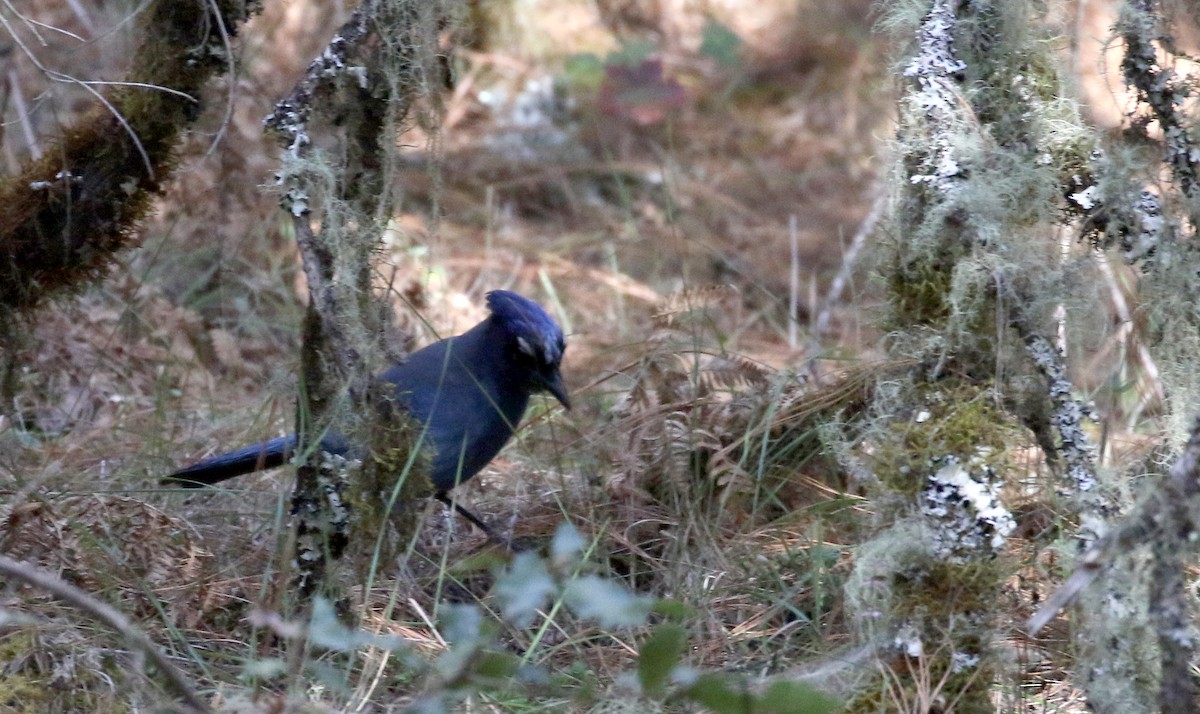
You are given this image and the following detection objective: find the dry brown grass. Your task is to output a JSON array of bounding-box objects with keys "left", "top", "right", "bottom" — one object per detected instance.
[{"left": 0, "top": 1, "right": 1113, "bottom": 712}]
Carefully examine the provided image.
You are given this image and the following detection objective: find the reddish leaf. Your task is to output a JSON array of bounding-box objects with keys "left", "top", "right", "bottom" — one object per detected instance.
[{"left": 597, "top": 58, "right": 687, "bottom": 125}]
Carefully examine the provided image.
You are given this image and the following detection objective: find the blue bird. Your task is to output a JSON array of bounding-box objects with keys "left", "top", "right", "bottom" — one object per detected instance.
[{"left": 164, "top": 290, "right": 570, "bottom": 535}]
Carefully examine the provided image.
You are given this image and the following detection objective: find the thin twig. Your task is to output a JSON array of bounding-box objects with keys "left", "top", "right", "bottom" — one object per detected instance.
[
  {"left": 815, "top": 190, "right": 883, "bottom": 336},
  {"left": 7, "top": 68, "right": 39, "bottom": 158},
  {"left": 1029, "top": 415, "right": 1200, "bottom": 636},
  {"left": 788, "top": 214, "right": 799, "bottom": 349},
  {"left": 0, "top": 555, "right": 210, "bottom": 713}
]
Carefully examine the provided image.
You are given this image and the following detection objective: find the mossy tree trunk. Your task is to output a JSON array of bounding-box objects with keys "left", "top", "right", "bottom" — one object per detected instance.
[
  {"left": 265, "top": 0, "right": 453, "bottom": 599},
  {"left": 846, "top": 1, "right": 1117, "bottom": 709},
  {"left": 0, "top": 0, "right": 259, "bottom": 405}
]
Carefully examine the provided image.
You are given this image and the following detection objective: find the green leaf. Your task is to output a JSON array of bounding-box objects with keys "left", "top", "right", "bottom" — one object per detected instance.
[
  {"left": 563, "top": 53, "right": 605, "bottom": 90},
  {"left": 652, "top": 598, "right": 694, "bottom": 621},
  {"left": 441, "top": 603, "right": 485, "bottom": 644},
  {"left": 449, "top": 548, "right": 509, "bottom": 575},
  {"left": 14, "top": 429, "right": 42, "bottom": 448},
  {"left": 563, "top": 574, "right": 654, "bottom": 627},
  {"left": 306, "top": 596, "right": 408, "bottom": 653},
  {"left": 307, "top": 597, "right": 358, "bottom": 651},
  {"left": 432, "top": 604, "right": 490, "bottom": 681},
  {"left": 473, "top": 650, "right": 520, "bottom": 681},
  {"left": 684, "top": 673, "right": 751, "bottom": 713},
  {"left": 699, "top": 19, "right": 742, "bottom": 69},
  {"left": 638, "top": 623, "right": 686, "bottom": 697},
  {"left": 605, "top": 38, "right": 658, "bottom": 68},
  {"left": 494, "top": 551, "right": 556, "bottom": 627},
  {"left": 309, "top": 659, "right": 350, "bottom": 693},
  {"left": 515, "top": 663, "right": 551, "bottom": 686},
  {"left": 551, "top": 521, "right": 587, "bottom": 569},
  {"left": 757, "top": 680, "right": 840, "bottom": 713},
  {"left": 239, "top": 657, "right": 286, "bottom": 681}
]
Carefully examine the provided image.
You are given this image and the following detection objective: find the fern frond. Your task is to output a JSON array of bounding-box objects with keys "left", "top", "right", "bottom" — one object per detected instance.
[{"left": 652, "top": 284, "right": 739, "bottom": 328}]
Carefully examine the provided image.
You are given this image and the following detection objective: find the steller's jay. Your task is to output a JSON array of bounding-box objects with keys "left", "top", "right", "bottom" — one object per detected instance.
[{"left": 164, "top": 290, "right": 569, "bottom": 536}]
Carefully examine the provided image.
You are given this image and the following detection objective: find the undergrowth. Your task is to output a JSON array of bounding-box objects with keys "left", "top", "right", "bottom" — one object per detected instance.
[{"left": 0, "top": 0, "right": 1125, "bottom": 712}]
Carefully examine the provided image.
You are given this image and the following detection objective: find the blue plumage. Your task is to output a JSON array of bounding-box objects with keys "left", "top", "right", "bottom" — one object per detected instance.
[{"left": 166, "top": 290, "right": 569, "bottom": 507}]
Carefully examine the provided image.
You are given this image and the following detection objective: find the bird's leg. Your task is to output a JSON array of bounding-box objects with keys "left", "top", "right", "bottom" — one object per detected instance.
[{"left": 436, "top": 491, "right": 509, "bottom": 548}]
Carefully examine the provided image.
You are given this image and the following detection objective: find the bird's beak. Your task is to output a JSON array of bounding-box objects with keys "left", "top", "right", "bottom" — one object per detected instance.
[{"left": 543, "top": 369, "right": 571, "bottom": 410}]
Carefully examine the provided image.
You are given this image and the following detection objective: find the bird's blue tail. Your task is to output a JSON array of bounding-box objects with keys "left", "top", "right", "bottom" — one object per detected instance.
[{"left": 164, "top": 436, "right": 295, "bottom": 488}]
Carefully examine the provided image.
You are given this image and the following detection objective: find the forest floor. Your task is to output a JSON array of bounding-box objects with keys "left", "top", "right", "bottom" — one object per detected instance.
[{"left": 0, "top": 1, "right": 1142, "bottom": 712}]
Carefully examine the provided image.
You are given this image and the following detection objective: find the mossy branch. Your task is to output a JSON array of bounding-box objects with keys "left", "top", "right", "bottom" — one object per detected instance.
[
  {"left": 0, "top": 0, "right": 258, "bottom": 315},
  {"left": 1119, "top": 0, "right": 1200, "bottom": 204},
  {"left": 266, "top": 0, "right": 446, "bottom": 597},
  {"left": 1031, "top": 415, "right": 1200, "bottom": 710}
]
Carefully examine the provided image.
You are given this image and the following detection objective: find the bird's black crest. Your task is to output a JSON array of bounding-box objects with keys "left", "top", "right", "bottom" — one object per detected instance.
[{"left": 486, "top": 290, "right": 565, "bottom": 365}]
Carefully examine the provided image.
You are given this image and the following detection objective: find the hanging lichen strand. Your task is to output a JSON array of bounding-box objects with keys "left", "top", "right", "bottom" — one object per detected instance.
[{"left": 846, "top": 1, "right": 1102, "bottom": 710}]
